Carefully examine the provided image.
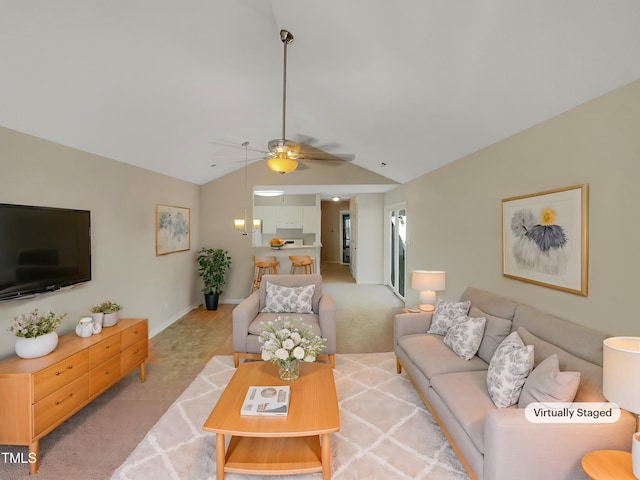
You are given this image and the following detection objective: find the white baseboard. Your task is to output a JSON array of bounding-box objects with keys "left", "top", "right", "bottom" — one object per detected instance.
[{"left": 148, "top": 304, "right": 199, "bottom": 338}]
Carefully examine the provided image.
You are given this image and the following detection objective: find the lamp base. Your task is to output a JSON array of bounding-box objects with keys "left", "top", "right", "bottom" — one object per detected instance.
[{"left": 419, "top": 290, "right": 437, "bottom": 312}]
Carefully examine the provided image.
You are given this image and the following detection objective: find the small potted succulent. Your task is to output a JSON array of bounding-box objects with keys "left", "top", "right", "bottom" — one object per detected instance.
[
  {"left": 93, "top": 301, "right": 123, "bottom": 327},
  {"left": 10, "top": 309, "right": 67, "bottom": 358}
]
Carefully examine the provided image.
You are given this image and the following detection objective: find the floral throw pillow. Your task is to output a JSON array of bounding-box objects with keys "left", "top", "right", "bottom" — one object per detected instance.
[
  {"left": 427, "top": 299, "right": 471, "bottom": 335},
  {"left": 486, "top": 331, "right": 534, "bottom": 408},
  {"left": 443, "top": 315, "right": 486, "bottom": 361},
  {"left": 262, "top": 282, "right": 315, "bottom": 314}
]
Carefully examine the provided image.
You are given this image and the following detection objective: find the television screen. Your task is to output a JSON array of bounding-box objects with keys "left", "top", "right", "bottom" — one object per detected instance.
[{"left": 0, "top": 204, "right": 91, "bottom": 302}]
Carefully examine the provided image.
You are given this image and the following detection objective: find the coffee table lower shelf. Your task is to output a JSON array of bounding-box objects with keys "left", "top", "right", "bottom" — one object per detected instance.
[{"left": 222, "top": 434, "right": 326, "bottom": 475}]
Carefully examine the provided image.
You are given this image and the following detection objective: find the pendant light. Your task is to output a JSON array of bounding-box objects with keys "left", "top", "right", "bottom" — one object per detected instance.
[{"left": 233, "top": 142, "right": 261, "bottom": 234}]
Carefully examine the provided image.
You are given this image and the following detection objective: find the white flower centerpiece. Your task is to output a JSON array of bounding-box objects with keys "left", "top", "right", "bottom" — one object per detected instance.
[
  {"left": 10, "top": 309, "right": 67, "bottom": 358},
  {"left": 259, "top": 316, "right": 327, "bottom": 381}
]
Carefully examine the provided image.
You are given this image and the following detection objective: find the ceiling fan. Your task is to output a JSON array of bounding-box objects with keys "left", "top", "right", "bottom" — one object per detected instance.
[{"left": 211, "top": 29, "right": 354, "bottom": 174}]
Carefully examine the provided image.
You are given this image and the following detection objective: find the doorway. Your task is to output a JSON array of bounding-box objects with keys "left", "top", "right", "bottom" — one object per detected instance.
[
  {"left": 385, "top": 203, "right": 406, "bottom": 300},
  {"left": 340, "top": 210, "right": 350, "bottom": 264}
]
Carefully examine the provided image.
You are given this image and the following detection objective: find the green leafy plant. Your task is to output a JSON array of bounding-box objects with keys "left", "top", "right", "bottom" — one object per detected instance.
[
  {"left": 91, "top": 301, "right": 122, "bottom": 314},
  {"left": 9, "top": 309, "right": 67, "bottom": 338},
  {"left": 197, "top": 248, "right": 232, "bottom": 296}
]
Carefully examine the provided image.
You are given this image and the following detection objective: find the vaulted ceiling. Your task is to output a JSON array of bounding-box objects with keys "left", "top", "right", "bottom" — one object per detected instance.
[{"left": 2, "top": 1, "right": 640, "bottom": 189}]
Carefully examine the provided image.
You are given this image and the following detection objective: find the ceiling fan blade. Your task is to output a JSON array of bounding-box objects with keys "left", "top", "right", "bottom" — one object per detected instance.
[
  {"left": 299, "top": 154, "right": 355, "bottom": 162},
  {"left": 209, "top": 139, "right": 268, "bottom": 155}
]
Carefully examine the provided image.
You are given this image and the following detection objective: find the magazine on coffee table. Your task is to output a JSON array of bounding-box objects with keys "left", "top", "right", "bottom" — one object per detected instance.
[{"left": 241, "top": 385, "right": 290, "bottom": 416}]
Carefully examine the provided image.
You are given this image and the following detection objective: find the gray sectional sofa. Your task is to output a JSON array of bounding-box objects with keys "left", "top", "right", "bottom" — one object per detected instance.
[{"left": 394, "top": 287, "right": 635, "bottom": 480}]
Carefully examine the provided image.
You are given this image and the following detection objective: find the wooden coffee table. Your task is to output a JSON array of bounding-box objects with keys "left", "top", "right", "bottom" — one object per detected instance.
[{"left": 203, "top": 361, "right": 339, "bottom": 480}]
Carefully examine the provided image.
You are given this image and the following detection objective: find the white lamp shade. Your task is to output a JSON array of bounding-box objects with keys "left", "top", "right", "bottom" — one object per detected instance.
[
  {"left": 603, "top": 337, "right": 640, "bottom": 414},
  {"left": 411, "top": 271, "right": 446, "bottom": 291},
  {"left": 234, "top": 218, "right": 245, "bottom": 230}
]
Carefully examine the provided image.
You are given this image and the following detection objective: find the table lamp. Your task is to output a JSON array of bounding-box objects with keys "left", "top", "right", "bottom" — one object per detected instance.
[
  {"left": 603, "top": 336, "right": 640, "bottom": 478},
  {"left": 411, "top": 270, "right": 445, "bottom": 312}
]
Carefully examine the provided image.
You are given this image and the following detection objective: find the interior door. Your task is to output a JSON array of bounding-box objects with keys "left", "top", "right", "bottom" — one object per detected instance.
[{"left": 385, "top": 204, "right": 406, "bottom": 299}]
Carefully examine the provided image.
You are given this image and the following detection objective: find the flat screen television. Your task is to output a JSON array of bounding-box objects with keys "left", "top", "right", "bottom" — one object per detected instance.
[{"left": 0, "top": 203, "right": 91, "bottom": 302}]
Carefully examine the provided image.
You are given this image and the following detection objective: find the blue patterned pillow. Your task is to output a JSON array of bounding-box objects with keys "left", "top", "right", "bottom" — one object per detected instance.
[{"left": 262, "top": 282, "right": 315, "bottom": 314}]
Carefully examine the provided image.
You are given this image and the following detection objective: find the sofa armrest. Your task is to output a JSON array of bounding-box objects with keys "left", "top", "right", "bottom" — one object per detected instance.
[
  {"left": 483, "top": 407, "right": 636, "bottom": 480},
  {"left": 393, "top": 312, "right": 433, "bottom": 346},
  {"left": 318, "top": 294, "right": 336, "bottom": 354},
  {"left": 232, "top": 291, "right": 260, "bottom": 352}
]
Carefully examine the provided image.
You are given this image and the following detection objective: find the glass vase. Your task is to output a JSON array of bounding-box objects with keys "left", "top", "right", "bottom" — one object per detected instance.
[{"left": 278, "top": 360, "right": 300, "bottom": 381}]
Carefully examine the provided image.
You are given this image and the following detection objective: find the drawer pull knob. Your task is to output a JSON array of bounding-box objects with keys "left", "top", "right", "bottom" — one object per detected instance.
[
  {"left": 55, "top": 365, "right": 74, "bottom": 376},
  {"left": 55, "top": 393, "right": 73, "bottom": 405}
]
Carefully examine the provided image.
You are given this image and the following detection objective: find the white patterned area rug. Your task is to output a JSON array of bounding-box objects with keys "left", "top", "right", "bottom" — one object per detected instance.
[{"left": 111, "top": 353, "right": 469, "bottom": 480}]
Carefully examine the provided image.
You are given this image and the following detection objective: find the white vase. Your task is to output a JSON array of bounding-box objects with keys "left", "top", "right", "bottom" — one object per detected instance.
[
  {"left": 91, "top": 312, "right": 104, "bottom": 328},
  {"left": 103, "top": 311, "right": 120, "bottom": 327},
  {"left": 15, "top": 332, "right": 59, "bottom": 359}
]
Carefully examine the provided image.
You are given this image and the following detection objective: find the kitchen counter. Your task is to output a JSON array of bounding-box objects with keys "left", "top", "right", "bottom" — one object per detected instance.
[{"left": 252, "top": 244, "right": 322, "bottom": 274}]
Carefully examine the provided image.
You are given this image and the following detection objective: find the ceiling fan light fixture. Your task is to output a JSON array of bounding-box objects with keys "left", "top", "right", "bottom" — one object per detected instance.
[{"left": 267, "top": 154, "right": 298, "bottom": 174}]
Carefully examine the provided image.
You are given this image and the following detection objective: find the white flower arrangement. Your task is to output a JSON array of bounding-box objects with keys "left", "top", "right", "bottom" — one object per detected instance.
[{"left": 259, "top": 316, "right": 326, "bottom": 365}]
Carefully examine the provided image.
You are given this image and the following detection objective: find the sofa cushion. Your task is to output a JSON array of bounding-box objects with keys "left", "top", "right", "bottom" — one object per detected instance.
[
  {"left": 427, "top": 299, "right": 471, "bottom": 335},
  {"left": 262, "top": 281, "right": 315, "bottom": 313},
  {"left": 444, "top": 315, "right": 486, "bottom": 361},
  {"left": 487, "top": 331, "right": 534, "bottom": 408},
  {"left": 471, "top": 306, "right": 513, "bottom": 365},
  {"left": 430, "top": 370, "right": 497, "bottom": 455},
  {"left": 397, "top": 334, "right": 489, "bottom": 382},
  {"left": 513, "top": 304, "right": 607, "bottom": 367},
  {"left": 517, "top": 327, "right": 605, "bottom": 402},
  {"left": 518, "top": 354, "right": 581, "bottom": 407}
]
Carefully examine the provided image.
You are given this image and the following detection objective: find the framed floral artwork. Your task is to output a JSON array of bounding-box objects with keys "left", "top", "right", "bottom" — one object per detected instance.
[
  {"left": 156, "top": 204, "right": 190, "bottom": 255},
  {"left": 502, "top": 184, "right": 588, "bottom": 296}
]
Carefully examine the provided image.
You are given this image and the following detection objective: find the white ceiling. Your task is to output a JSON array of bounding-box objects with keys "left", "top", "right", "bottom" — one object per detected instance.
[{"left": 2, "top": 1, "right": 640, "bottom": 187}]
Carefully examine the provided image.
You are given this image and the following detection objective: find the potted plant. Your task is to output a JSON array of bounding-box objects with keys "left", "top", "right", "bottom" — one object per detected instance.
[
  {"left": 197, "top": 247, "right": 232, "bottom": 310},
  {"left": 90, "top": 303, "right": 105, "bottom": 328},
  {"left": 10, "top": 309, "right": 67, "bottom": 358},
  {"left": 97, "top": 301, "right": 123, "bottom": 327}
]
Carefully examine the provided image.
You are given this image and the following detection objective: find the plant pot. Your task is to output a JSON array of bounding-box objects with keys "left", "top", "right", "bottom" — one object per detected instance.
[
  {"left": 103, "top": 311, "right": 120, "bottom": 327},
  {"left": 204, "top": 293, "right": 219, "bottom": 311},
  {"left": 15, "top": 332, "right": 59, "bottom": 359}
]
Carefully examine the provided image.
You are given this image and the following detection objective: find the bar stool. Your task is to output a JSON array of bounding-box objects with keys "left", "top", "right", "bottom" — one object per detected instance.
[
  {"left": 250, "top": 256, "right": 279, "bottom": 294},
  {"left": 289, "top": 255, "right": 314, "bottom": 274}
]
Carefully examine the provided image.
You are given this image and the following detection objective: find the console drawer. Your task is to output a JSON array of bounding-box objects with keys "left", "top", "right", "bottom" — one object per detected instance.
[
  {"left": 89, "top": 334, "right": 121, "bottom": 369},
  {"left": 33, "top": 351, "right": 89, "bottom": 403},
  {"left": 90, "top": 355, "right": 121, "bottom": 397},
  {"left": 33, "top": 374, "right": 89, "bottom": 437},
  {"left": 121, "top": 338, "right": 148, "bottom": 374},
  {"left": 121, "top": 322, "right": 148, "bottom": 350}
]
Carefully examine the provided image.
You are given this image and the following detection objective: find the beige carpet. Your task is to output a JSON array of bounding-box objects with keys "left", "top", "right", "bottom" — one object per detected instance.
[{"left": 112, "top": 353, "right": 469, "bottom": 480}]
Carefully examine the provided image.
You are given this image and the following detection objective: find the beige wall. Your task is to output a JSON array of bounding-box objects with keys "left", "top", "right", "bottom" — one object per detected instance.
[
  {"left": 385, "top": 79, "right": 640, "bottom": 336},
  {"left": 0, "top": 127, "right": 201, "bottom": 359},
  {"left": 320, "top": 200, "right": 349, "bottom": 262}
]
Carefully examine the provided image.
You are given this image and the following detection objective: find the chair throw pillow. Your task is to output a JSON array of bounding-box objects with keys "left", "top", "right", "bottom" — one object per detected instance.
[
  {"left": 486, "top": 331, "right": 534, "bottom": 408},
  {"left": 518, "top": 354, "right": 581, "bottom": 408},
  {"left": 262, "top": 282, "right": 315, "bottom": 314},
  {"left": 427, "top": 299, "right": 471, "bottom": 335},
  {"left": 443, "top": 315, "right": 486, "bottom": 361}
]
